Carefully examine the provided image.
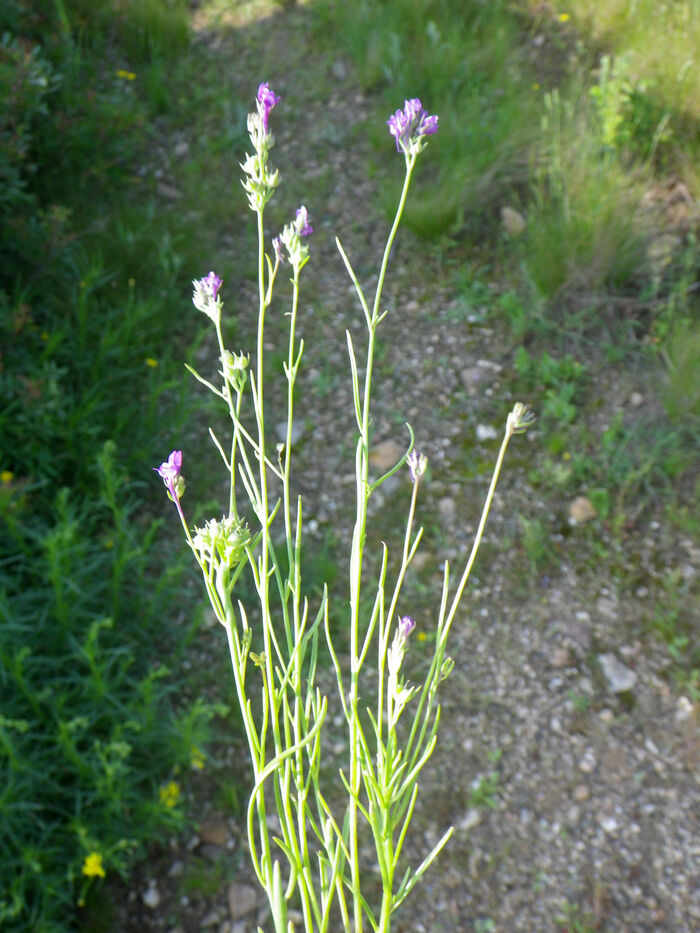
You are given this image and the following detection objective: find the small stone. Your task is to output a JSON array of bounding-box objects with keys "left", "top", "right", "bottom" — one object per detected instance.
[
  {"left": 598, "top": 653, "right": 637, "bottom": 694},
  {"left": 174, "top": 140, "right": 190, "bottom": 158},
  {"left": 460, "top": 365, "right": 499, "bottom": 395},
  {"left": 156, "top": 182, "right": 183, "bottom": 201},
  {"left": 578, "top": 748, "right": 597, "bottom": 774},
  {"left": 456, "top": 808, "right": 481, "bottom": 831},
  {"left": 438, "top": 497, "right": 456, "bottom": 521},
  {"left": 569, "top": 496, "right": 597, "bottom": 524},
  {"left": 629, "top": 391, "right": 644, "bottom": 407},
  {"left": 551, "top": 646, "right": 574, "bottom": 668},
  {"left": 600, "top": 815, "right": 619, "bottom": 834},
  {"left": 573, "top": 783, "right": 590, "bottom": 802},
  {"left": 369, "top": 439, "right": 403, "bottom": 472},
  {"left": 227, "top": 882, "right": 259, "bottom": 919},
  {"left": 275, "top": 420, "right": 305, "bottom": 446},
  {"left": 199, "top": 818, "right": 230, "bottom": 847},
  {"left": 501, "top": 205, "right": 526, "bottom": 236},
  {"left": 675, "top": 696, "right": 694, "bottom": 723},
  {"left": 142, "top": 881, "right": 161, "bottom": 909},
  {"left": 201, "top": 909, "right": 222, "bottom": 928},
  {"left": 331, "top": 58, "right": 347, "bottom": 81},
  {"left": 168, "top": 860, "right": 184, "bottom": 877},
  {"left": 476, "top": 424, "right": 498, "bottom": 442}
]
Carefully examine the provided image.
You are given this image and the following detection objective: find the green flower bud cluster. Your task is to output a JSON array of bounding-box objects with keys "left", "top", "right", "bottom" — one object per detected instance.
[
  {"left": 192, "top": 515, "right": 250, "bottom": 568},
  {"left": 221, "top": 350, "right": 249, "bottom": 394}
]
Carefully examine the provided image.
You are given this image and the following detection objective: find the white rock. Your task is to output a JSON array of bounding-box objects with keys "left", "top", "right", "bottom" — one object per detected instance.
[
  {"left": 476, "top": 424, "right": 498, "bottom": 441},
  {"left": 142, "top": 881, "right": 161, "bottom": 909},
  {"left": 598, "top": 653, "right": 637, "bottom": 693}
]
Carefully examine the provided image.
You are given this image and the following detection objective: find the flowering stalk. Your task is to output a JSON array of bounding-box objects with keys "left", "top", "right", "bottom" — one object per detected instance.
[{"left": 154, "top": 89, "right": 533, "bottom": 933}]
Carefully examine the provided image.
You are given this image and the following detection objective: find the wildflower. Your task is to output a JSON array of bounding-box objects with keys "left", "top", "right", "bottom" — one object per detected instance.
[
  {"left": 116, "top": 69, "right": 136, "bottom": 80},
  {"left": 190, "top": 746, "right": 206, "bottom": 770},
  {"left": 506, "top": 403, "right": 536, "bottom": 437},
  {"left": 192, "top": 271, "right": 223, "bottom": 324},
  {"left": 397, "top": 615, "right": 416, "bottom": 641},
  {"left": 82, "top": 852, "right": 106, "bottom": 878},
  {"left": 558, "top": 13, "right": 570, "bottom": 23},
  {"left": 1, "top": 470, "right": 13, "bottom": 485},
  {"left": 280, "top": 206, "right": 313, "bottom": 270},
  {"left": 273, "top": 236, "right": 284, "bottom": 264},
  {"left": 387, "top": 98, "right": 439, "bottom": 158},
  {"left": 145, "top": 357, "right": 158, "bottom": 368},
  {"left": 417, "top": 631, "right": 428, "bottom": 643},
  {"left": 257, "top": 82, "right": 280, "bottom": 135},
  {"left": 154, "top": 450, "right": 185, "bottom": 501},
  {"left": 294, "top": 205, "right": 313, "bottom": 237},
  {"left": 159, "top": 780, "right": 181, "bottom": 808},
  {"left": 406, "top": 449, "right": 428, "bottom": 483}
]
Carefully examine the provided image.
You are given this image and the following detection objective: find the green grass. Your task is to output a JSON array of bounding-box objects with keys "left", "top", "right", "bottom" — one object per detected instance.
[{"left": 0, "top": 2, "right": 240, "bottom": 928}]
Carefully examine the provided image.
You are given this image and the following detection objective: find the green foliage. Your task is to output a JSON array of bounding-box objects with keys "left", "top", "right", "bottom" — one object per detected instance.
[
  {"left": 661, "top": 319, "right": 700, "bottom": 425},
  {"left": 0, "top": 2, "right": 234, "bottom": 929}
]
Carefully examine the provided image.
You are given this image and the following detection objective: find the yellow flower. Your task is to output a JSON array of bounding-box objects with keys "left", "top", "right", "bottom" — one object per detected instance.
[
  {"left": 190, "top": 746, "right": 206, "bottom": 770},
  {"left": 116, "top": 69, "right": 137, "bottom": 80},
  {"left": 417, "top": 631, "right": 428, "bottom": 643},
  {"left": 563, "top": 451, "right": 571, "bottom": 461},
  {"left": 532, "top": 82, "right": 541, "bottom": 91},
  {"left": 558, "top": 12, "right": 570, "bottom": 22},
  {"left": 103, "top": 538, "right": 114, "bottom": 550},
  {"left": 159, "top": 780, "right": 181, "bottom": 808},
  {"left": 82, "top": 852, "right": 106, "bottom": 878},
  {"left": 145, "top": 357, "right": 158, "bottom": 368},
  {"left": 1, "top": 471, "right": 13, "bottom": 485}
]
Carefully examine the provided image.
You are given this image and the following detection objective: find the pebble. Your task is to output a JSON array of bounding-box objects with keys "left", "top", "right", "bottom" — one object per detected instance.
[
  {"left": 573, "top": 783, "right": 590, "bottom": 802},
  {"left": 438, "top": 496, "right": 456, "bottom": 521},
  {"left": 199, "top": 818, "right": 230, "bottom": 847},
  {"left": 501, "top": 205, "right": 526, "bottom": 235},
  {"left": 476, "top": 423, "right": 498, "bottom": 441},
  {"left": 369, "top": 439, "right": 403, "bottom": 471},
  {"left": 568, "top": 495, "right": 597, "bottom": 523},
  {"left": 227, "top": 882, "right": 259, "bottom": 919},
  {"left": 598, "top": 652, "right": 637, "bottom": 693},
  {"left": 142, "top": 881, "right": 161, "bottom": 909},
  {"left": 275, "top": 420, "right": 305, "bottom": 446},
  {"left": 578, "top": 748, "right": 597, "bottom": 773}
]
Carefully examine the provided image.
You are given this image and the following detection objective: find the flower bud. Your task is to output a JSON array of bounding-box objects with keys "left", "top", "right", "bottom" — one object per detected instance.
[
  {"left": 406, "top": 450, "right": 428, "bottom": 483},
  {"left": 192, "top": 515, "right": 250, "bottom": 567},
  {"left": 506, "top": 402, "right": 536, "bottom": 437},
  {"left": 221, "top": 350, "right": 249, "bottom": 394}
]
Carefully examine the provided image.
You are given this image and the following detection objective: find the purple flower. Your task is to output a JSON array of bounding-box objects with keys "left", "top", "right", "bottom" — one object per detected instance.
[
  {"left": 387, "top": 98, "right": 439, "bottom": 155},
  {"left": 294, "top": 205, "right": 313, "bottom": 237},
  {"left": 257, "top": 82, "right": 280, "bottom": 134},
  {"left": 200, "top": 271, "right": 222, "bottom": 300},
  {"left": 154, "top": 450, "right": 183, "bottom": 499},
  {"left": 397, "top": 615, "right": 416, "bottom": 640},
  {"left": 273, "top": 236, "right": 284, "bottom": 264}
]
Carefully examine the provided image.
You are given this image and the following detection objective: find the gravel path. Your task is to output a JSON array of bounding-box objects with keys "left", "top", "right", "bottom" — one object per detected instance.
[{"left": 123, "top": 5, "right": 699, "bottom": 931}]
